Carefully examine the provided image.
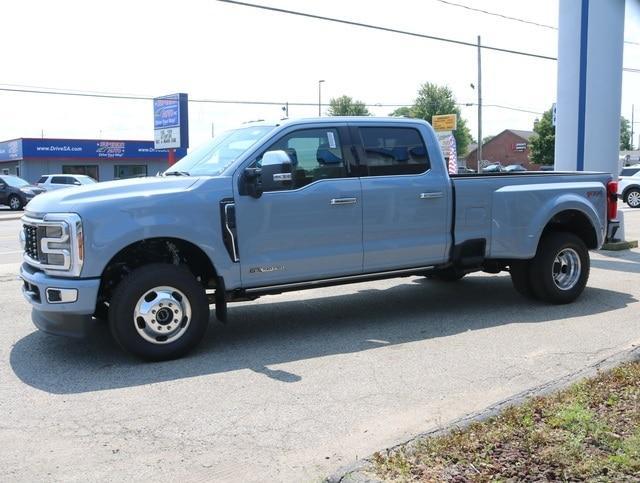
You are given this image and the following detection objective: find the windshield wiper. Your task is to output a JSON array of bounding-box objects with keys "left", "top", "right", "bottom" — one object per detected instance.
[{"left": 164, "top": 171, "right": 190, "bottom": 177}]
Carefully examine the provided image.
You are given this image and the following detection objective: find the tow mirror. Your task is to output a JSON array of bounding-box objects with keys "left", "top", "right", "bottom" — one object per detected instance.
[{"left": 244, "top": 150, "right": 294, "bottom": 198}]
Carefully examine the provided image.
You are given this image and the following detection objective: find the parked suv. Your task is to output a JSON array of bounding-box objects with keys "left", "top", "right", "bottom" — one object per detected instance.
[
  {"left": 618, "top": 165, "right": 640, "bottom": 208},
  {"left": 0, "top": 175, "right": 44, "bottom": 210},
  {"left": 37, "top": 174, "right": 96, "bottom": 191}
]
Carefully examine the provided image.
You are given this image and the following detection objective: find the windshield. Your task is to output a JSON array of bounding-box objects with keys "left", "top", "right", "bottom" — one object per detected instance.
[
  {"left": 165, "top": 125, "right": 275, "bottom": 176},
  {"left": 76, "top": 175, "right": 96, "bottom": 184},
  {"left": 1, "top": 175, "right": 30, "bottom": 187}
]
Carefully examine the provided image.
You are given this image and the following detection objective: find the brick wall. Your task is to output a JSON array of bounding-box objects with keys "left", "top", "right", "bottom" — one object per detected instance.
[{"left": 465, "top": 130, "right": 541, "bottom": 170}]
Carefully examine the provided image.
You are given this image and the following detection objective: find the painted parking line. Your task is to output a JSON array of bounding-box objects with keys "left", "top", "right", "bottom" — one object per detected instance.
[{"left": 0, "top": 250, "right": 23, "bottom": 255}]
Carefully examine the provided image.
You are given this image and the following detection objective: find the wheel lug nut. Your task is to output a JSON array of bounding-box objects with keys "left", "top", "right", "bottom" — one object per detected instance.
[
  {"left": 174, "top": 319, "right": 178, "bottom": 323},
  {"left": 174, "top": 310, "right": 178, "bottom": 314},
  {"left": 152, "top": 310, "right": 156, "bottom": 314}
]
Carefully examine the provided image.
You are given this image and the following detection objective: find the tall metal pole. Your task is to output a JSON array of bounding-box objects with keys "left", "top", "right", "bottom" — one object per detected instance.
[
  {"left": 477, "top": 35, "right": 483, "bottom": 173},
  {"left": 318, "top": 80, "right": 325, "bottom": 116}
]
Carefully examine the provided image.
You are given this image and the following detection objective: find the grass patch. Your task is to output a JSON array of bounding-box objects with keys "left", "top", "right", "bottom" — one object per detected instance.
[{"left": 372, "top": 361, "right": 640, "bottom": 481}]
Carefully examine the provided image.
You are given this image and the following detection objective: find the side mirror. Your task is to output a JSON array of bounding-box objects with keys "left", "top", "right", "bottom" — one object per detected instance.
[
  {"left": 73, "top": 181, "right": 81, "bottom": 185},
  {"left": 244, "top": 150, "right": 294, "bottom": 198}
]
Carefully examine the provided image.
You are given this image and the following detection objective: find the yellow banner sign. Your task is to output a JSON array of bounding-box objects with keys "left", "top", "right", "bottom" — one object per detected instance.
[{"left": 432, "top": 114, "right": 457, "bottom": 131}]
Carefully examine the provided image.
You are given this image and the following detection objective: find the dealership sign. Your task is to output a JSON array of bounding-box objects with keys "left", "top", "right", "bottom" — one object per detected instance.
[
  {"left": 0, "top": 139, "right": 186, "bottom": 162},
  {"left": 153, "top": 93, "right": 189, "bottom": 150}
]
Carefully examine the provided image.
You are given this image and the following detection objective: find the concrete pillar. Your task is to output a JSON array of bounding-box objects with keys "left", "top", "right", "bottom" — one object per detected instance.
[{"left": 555, "top": 0, "right": 626, "bottom": 177}]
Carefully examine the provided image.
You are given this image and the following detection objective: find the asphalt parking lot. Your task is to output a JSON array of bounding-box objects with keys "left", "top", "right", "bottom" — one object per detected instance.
[{"left": 1, "top": 210, "right": 640, "bottom": 482}]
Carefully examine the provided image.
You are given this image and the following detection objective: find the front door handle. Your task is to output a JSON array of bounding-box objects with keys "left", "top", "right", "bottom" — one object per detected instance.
[
  {"left": 419, "top": 192, "right": 443, "bottom": 199},
  {"left": 330, "top": 197, "right": 357, "bottom": 205}
]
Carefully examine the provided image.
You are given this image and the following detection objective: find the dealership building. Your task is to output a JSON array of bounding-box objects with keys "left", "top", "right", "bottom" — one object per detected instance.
[{"left": 0, "top": 138, "right": 186, "bottom": 183}]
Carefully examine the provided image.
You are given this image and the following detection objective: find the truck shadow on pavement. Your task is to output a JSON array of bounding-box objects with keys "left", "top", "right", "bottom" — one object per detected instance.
[{"left": 10, "top": 274, "right": 637, "bottom": 394}]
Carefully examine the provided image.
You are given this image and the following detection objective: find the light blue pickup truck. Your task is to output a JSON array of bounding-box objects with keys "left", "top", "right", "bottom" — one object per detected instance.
[{"left": 20, "top": 118, "right": 619, "bottom": 360}]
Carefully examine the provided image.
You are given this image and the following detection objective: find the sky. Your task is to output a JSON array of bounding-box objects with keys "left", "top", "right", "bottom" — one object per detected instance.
[{"left": 0, "top": 0, "right": 638, "bottom": 150}]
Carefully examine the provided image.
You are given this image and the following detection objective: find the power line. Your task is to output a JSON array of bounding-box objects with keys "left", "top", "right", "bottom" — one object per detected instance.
[
  {"left": 216, "top": 0, "right": 640, "bottom": 70},
  {"left": 431, "top": 0, "right": 640, "bottom": 46},
  {"left": 432, "top": 0, "right": 556, "bottom": 30},
  {"left": 0, "top": 85, "right": 545, "bottom": 115},
  {"left": 215, "top": 0, "right": 557, "bottom": 61}
]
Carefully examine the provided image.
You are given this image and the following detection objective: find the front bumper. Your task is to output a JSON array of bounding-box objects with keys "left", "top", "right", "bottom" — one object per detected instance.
[{"left": 20, "top": 263, "right": 101, "bottom": 338}]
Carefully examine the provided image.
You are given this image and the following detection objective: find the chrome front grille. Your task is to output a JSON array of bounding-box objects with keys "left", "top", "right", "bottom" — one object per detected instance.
[{"left": 24, "top": 224, "right": 40, "bottom": 262}]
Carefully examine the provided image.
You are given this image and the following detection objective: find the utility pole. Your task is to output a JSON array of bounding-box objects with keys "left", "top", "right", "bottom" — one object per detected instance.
[
  {"left": 282, "top": 102, "right": 289, "bottom": 117},
  {"left": 211, "top": 122, "right": 215, "bottom": 138},
  {"left": 477, "top": 35, "right": 483, "bottom": 173},
  {"left": 318, "top": 80, "right": 325, "bottom": 117}
]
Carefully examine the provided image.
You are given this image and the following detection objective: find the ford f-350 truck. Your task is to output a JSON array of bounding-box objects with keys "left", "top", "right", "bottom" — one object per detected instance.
[{"left": 19, "top": 118, "right": 619, "bottom": 360}]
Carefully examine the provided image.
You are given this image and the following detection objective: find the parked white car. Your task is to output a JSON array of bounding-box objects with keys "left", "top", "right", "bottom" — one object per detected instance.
[
  {"left": 618, "top": 165, "right": 640, "bottom": 208},
  {"left": 37, "top": 174, "right": 97, "bottom": 191}
]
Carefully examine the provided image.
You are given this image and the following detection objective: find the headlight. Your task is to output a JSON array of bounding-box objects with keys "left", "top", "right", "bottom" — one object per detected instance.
[
  {"left": 20, "top": 187, "right": 33, "bottom": 195},
  {"left": 22, "top": 213, "right": 84, "bottom": 277}
]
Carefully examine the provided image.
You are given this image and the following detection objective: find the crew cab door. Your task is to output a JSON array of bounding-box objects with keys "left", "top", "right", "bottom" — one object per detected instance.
[
  {"left": 352, "top": 123, "right": 451, "bottom": 271},
  {"left": 234, "top": 125, "right": 363, "bottom": 287}
]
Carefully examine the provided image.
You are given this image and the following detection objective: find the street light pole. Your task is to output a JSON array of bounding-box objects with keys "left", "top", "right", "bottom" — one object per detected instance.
[
  {"left": 477, "top": 35, "right": 483, "bottom": 173},
  {"left": 318, "top": 80, "right": 325, "bottom": 116}
]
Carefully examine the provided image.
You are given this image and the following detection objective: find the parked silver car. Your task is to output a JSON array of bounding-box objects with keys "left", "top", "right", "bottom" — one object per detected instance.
[{"left": 37, "top": 174, "right": 97, "bottom": 191}]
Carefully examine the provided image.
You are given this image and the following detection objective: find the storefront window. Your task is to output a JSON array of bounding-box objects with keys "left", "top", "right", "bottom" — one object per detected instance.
[
  {"left": 63, "top": 165, "right": 99, "bottom": 181},
  {"left": 114, "top": 165, "right": 147, "bottom": 179}
]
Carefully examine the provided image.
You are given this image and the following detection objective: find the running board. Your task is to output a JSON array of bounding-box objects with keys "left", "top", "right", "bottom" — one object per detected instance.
[{"left": 242, "top": 265, "right": 436, "bottom": 296}]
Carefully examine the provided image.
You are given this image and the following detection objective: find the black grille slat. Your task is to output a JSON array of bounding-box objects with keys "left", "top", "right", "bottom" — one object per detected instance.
[{"left": 24, "top": 225, "right": 40, "bottom": 261}]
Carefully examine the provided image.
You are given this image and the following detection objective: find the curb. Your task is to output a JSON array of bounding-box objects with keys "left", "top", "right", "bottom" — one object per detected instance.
[
  {"left": 601, "top": 239, "right": 639, "bottom": 251},
  {"left": 326, "top": 343, "right": 640, "bottom": 483},
  {"left": 0, "top": 214, "right": 23, "bottom": 222}
]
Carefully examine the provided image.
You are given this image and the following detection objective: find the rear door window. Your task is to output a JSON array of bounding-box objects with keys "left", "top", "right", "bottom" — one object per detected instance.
[
  {"left": 51, "top": 176, "right": 67, "bottom": 184},
  {"left": 358, "top": 127, "right": 430, "bottom": 176},
  {"left": 620, "top": 168, "right": 640, "bottom": 177}
]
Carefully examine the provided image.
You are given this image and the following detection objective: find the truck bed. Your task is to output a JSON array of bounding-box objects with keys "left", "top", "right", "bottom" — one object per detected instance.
[{"left": 451, "top": 172, "right": 611, "bottom": 260}]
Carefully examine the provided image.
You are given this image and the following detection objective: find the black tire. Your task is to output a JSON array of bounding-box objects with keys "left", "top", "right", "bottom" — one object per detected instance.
[
  {"left": 509, "top": 261, "right": 536, "bottom": 299},
  {"left": 109, "top": 263, "right": 210, "bottom": 361},
  {"left": 529, "top": 232, "right": 589, "bottom": 304},
  {"left": 624, "top": 188, "right": 640, "bottom": 208},
  {"left": 427, "top": 268, "right": 466, "bottom": 282},
  {"left": 8, "top": 194, "right": 23, "bottom": 211}
]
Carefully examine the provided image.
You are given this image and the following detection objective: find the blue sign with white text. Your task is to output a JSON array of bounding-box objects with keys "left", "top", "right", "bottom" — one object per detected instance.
[
  {"left": 0, "top": 138, "right": 186, "bottom": 161},
  {"left": 154, "top": 95, "right": 181, "bottom": 130},
  {"left": 0, "top": 139, "right": 23, "bottom": 162}
]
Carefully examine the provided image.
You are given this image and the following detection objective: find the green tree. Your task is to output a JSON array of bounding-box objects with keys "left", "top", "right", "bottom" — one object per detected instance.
[
  {"left": 327, "top": 95, "right": 371, "bottom": 116},
  {"left": 530, "top": 109, "right": 555, "bottom": 165},
  {"left": 620, "top": 116, "right": 632, "bottom": 150},
  {"left": 389, "top": 106, "right": 414, "bottom": 117},
  {"left": 391, "top": 82, "right": 472, "bottom": 155}
]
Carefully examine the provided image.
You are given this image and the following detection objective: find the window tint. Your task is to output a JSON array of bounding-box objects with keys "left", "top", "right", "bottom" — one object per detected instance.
[
  {"left": 62, "top": 165, "right": 99, "bottom": 181},
  {"left": 258, "top": 128, "right": 346, "bottom": 190},
  {"left": 359, "top": 127, "right": 430, "bottom": 176},
  {"left": 51, "top": 176, "right": 68, "bottom": 184},
  {"left": 114, "top": 165, "right": 147, "bottom": 179},
  {"left": 37, "top": 176, "right": 47, "bottom": 184},
  {"left": 620, "top": 168, "right": 640, "bottom": 177}
]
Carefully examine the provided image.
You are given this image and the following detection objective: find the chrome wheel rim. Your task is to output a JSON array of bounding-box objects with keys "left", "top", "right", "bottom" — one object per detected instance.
[
  {"left": 134, "top": 286, "right": 192, "bottom": 344},
  {"left": 9, "top": 197, "right": 20, "bottom": 209},
  {"left": 628, "top": 191, "right": 640, "bottom": 207},
  {"left": 552, "top": 248, "right": 581, "bottom": 291}
]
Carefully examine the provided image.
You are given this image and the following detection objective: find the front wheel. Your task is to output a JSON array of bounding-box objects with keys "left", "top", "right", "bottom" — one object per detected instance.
[
  {"left": 109, "top": 263, "right": 210, "bottom": 361},
  {"left": 625, "top": 188, "right": 640, "bottom": 208},
  {"left": 529, "top": 232, "right": 589, "bottom": 304},
  {"left": 8, "top": 195, "right": 23, "bottom": 211}
]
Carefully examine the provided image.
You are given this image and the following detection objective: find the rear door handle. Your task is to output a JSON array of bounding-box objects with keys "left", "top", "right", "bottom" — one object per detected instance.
[
  {"left": 330, "top": 198, "right": 357, "bottom": 205},
  {"left": 419, "top": 192, "right": 443, "bottom": 199}
]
